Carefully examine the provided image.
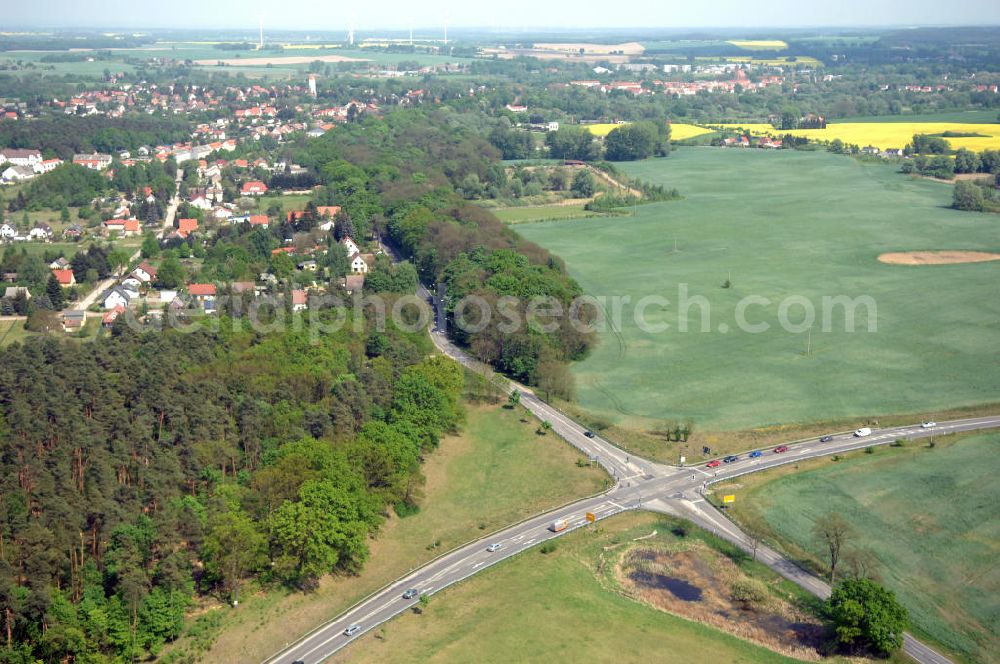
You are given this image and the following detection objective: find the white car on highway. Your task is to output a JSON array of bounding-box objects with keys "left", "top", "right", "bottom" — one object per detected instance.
[
  {"left": 486, "top": 543, "right": 502, "bottom": 552},
  {"left": 921, "top": 421, "right": 936, "bottom": 428},
  {"left": 854, "top": 427, "right": 872, "bottom": 437}
]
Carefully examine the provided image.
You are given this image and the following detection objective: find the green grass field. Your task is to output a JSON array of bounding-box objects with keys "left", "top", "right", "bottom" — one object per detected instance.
[
  {"left": 725, "top": 432, "right": 1000, "bottom": 664},
  {"left": 516, "top": 148, "right": 1000, "bottom": 433},
  {"left": 331, "top": 511, "right": 861, "bottom": 664},
  {"left": 171, "top": 402, "right": 606, "bottom": 663},
  {"left": 492, "top": 203, "right": 608, "bottom": 224}
]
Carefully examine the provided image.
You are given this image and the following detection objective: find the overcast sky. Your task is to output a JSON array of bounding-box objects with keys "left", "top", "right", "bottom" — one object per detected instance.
[{"left": 5, "top": 0, "right": 1000, "bottom": 31}]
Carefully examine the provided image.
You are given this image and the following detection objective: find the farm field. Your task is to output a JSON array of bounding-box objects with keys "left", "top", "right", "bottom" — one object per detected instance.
[
  {"left": 583, "top": 122, "right": 714, "bottom": 141},
  {"left": 516, "top": 148, "right": 1000, "bottom": 432},
  {"left": 724, "top": 431, "right": 1000, "bottom": 664},
  {"left": 330, "top": 511, "right": 858, "bottom": 664},
  {"left": 711, "top": 121, "right": 1000, "bottom": 151},
  {"left": 832, "top": 110, "right": 1000, "bottom": 124},
  {"left": 727, "top": 39, "right": 789, "bottom": 50},
  {"left": 170, "top": 403, "right": 606, "bottom": 664},
  {"left": 492, "top": 203, "right": 607, "bottom": 224}
]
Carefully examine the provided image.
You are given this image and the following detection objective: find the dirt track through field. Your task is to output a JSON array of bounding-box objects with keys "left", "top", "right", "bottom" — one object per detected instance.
[{"left": 878, "top": 250, "right": 1000, "bottom": 265}]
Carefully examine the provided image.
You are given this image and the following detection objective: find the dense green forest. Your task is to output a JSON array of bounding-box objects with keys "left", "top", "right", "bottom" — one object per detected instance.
[
  {"left": 0, "top": 314, "right": 464, "bottom": 663},
  {"left": 296, "top": 108, "right": 595, "bottom": 388},
  {"left": 0, "top": 116, "right": 189, "bottom": 159}
]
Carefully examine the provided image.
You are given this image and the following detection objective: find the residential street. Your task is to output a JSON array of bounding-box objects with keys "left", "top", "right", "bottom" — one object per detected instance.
[{"left": 68, "top": 167, "right": 182, "bottom": 314}]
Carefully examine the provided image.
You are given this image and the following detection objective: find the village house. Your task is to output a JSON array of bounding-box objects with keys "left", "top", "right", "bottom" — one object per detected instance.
[
  {"left": 72, "top": 153, "right": 113, "bottom": 170},
  {"left": 177, "top": 218, "right": 199, "bottom": 234},
  {"left": 0, "top": 148, "right": 43, "bottom": 167},
  {"left": 349, "top": 252, "right": 374, "bottom": 274},
  {"left": 29, "top": 224, "right": 53, "bottom": 241},
  {"left": 103, "top": 219, "right": 140, "bottom": 237},
  {"left": 341, "top": 236, "right": 360, "bottom": 256},
  {"left": 103, "top": 305, "right": 125, "bottom": 328},
  {"left": 61, "top": 310, "right": 86, "bottom": 332},
  {"left": 241, "top": 181, "right": 268, "bottom": 196},
  {"left": 2, "top": 165, "right": 36, "bottom": 183},
  {"left": 0, "top": 224, "right": 16, "bottom": 240},
  {"left": 52, "top": 268, "right": 76, "bottom": 287},
  {"left": 291, "top": 289, "right": 308, "bottom": 312},
  {"left": 132, "top": 262, "right": 157, "bottom": 283},
  {"left": 187, "top": 283, "right": 217, "bottom": 312},
  {"left": 102, "top": 286, "right": 132, "bottom": 310}
]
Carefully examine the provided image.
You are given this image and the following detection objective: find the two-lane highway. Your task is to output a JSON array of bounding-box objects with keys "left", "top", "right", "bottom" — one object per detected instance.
[{"left": 262, "top": 269, "right": 998, "bottom": 664}]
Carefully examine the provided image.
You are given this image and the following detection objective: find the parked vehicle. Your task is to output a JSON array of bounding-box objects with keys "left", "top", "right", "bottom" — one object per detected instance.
[
  {"left": 344, "top": 624, "right": 362, "bottom": 636},
  {"left": 723, "top": 455, "right": 739, "bottom": 463},
  {"left": 820, "top": 435, "right": 834, "bottom": 442},
  {"left": 549, "top": 518, "right": 568, "bottom": 532},
  {"left": 773, "top": 445, "right": 789, "bottom": 453},
  {"left": 749, "top": 450, "right": 762, "bottom": 458},
  {"left": 486, "top": 543, "right": 502, "bottom": 552},
  {"left": 854, "top": 427, "right": 872, "bottom": 437},
  {"left": 706, "top": 459, "right": 721, "bottom": 468}
]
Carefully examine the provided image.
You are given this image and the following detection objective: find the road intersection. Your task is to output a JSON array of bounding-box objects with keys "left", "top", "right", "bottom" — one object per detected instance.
[{"left": 264, "top": 324, "right": 997, "bottom": 664}]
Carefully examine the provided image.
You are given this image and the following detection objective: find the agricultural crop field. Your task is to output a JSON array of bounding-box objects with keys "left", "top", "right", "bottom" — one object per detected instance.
[
  {"left": 711, "top": 121, "right": 1000, "bottom": 151},
  {"left": 727, "top": 431, "right": 1000, "bottom": 663},
  {"left": 583, "top": 123, "right": 713, "bottom": 141},
  {"left": 516, "top": 148, "right": 1000, "bottom": 432},
  {"left": 727, "top": 40, "right": 789, "bottom": 50},
  {"left": 669, "top": 123, "right": 716, "bottom": 141},
  {"left": 583, "top": 123, "right": 622, "bottom": 137},
  {"left": 492, "top": 203, "right": 606, "bottom": 224}
]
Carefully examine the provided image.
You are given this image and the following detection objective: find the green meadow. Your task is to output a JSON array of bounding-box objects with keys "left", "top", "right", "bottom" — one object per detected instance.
[{"left": 517, "top": 148, "right": 1000, "bottom": 432}]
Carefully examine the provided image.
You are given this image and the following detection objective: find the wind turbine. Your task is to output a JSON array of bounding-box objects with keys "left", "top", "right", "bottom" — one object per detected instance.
[
  {"left": 348, "top": 14, "right": 356, "bottom": 47},
  {"left": 258, "top": 15, "right": 264, "bottom": 49}
]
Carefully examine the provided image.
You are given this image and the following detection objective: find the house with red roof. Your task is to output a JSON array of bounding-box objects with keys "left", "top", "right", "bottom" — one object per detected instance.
[
  {"left": 241, "top": 181, "right": 268, "bottom": 196},
  {"left": 103, "top": 218, "right": 141, "bottom": 237},
  {"left": 248, "top": 215, "right": 269, "bottom": 227},
  {"left": 52, "top": 268, "right": 76, "bottom": 286},
  {"left": 291, "top": 289, "right": 308, "bottom": 312},
  {"left": 177, "top": 218, "right": 199, "bottom": 234}
]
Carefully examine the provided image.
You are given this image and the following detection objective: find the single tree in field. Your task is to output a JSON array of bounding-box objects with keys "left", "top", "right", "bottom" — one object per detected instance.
[
  {"left": 828, "top": 578, "right": 907, "bottom": 656},
  {"left": 507, "top": 391, "right": 520, "bottom": 408},
  {"left": 813, "top": 512, "right": 854, "bottom": 583}
]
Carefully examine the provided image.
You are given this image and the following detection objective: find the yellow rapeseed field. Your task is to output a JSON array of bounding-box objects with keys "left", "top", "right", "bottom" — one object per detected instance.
[
  {"left": 583, "top": 123, "right": 622, "bottom": 137},
  {"left": 727, "top": 40, "right": 788, "bottom": 50},
  {"left": 583, "top": 123, "right": 714, "bottom": 141},
  {"left": 709, "top": 122, "right": 1000, "bottom": 151},
  {"left": 669, "top": 123, "right": 716, "bottom": 141}
]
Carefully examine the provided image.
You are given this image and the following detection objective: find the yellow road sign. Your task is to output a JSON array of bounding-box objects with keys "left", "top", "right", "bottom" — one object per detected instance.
[
  {"left": 723, "top": 495, "right": 736, "bottom": 504},
  {"left": 585, "top": 512, "right": 596, "bottom": 522}
]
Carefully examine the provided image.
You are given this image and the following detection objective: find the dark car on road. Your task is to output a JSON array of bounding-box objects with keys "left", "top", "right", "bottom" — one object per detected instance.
[
  {"left": 584, "top": 431, "right": 595, "bottom": 438},
  {"left": 820, "top": 435, "right": 833, "bottom": 442},
  {"left": 723, "top": 455, "right": 739, "bottom": 463},
  {"left": 706, "top": 459, "right": 721, "bottom": 468},
  {"left": 749, "top": 450, "right": 762, "bottom": 458},
  {"left": 773, "top": 445, "right": 789, "bottom": 453}
]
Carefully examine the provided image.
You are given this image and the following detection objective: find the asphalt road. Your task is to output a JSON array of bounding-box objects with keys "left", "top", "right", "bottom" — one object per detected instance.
[{"left": 263, "top": 272, "right": 993, "bottom": 664}]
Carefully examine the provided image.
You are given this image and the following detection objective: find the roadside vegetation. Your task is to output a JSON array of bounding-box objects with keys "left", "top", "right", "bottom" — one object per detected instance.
[
  {"left": 331, "top": 511, "right": 899, "bottom": 664},
  {"left": 167, "top": 400, "right": 606, "bottom": 663},
  {"left": 714, "top": 431, "right": 1000, "bottom": 663}
]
